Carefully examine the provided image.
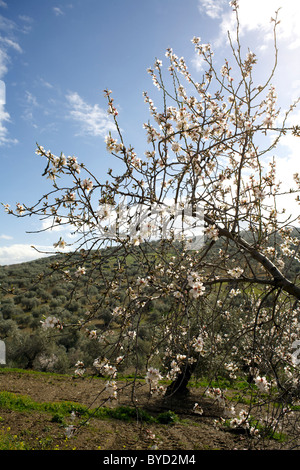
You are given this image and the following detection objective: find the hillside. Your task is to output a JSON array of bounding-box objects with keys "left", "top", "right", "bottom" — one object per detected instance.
[{"left": 0, "top": 243, "right": 179, "bottom": 373}]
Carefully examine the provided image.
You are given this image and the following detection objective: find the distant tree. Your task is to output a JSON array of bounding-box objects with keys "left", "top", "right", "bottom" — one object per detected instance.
[
  {"left": 0, "top": 317, "right": 18, "bottom": 339},
  {"left": 4, "top": 2, "right": 300, "bottom": 443},
  {"left": 6, "top": 330, "right": 47, "bottom": 369}
]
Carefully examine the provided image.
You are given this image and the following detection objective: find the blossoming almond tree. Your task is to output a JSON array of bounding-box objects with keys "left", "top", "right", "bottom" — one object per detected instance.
[{"left": 4, "top": 2, "right": 300, "bottom": 443}]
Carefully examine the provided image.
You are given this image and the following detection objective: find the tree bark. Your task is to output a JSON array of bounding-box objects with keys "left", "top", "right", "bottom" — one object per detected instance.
[{"left": 165, "top": 362, "right": 196, "bottom": 397}]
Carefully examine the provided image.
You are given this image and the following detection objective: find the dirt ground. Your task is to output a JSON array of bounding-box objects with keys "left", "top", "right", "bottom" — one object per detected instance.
[{"left": 0, "top": 369, "right": 298, "bottom": 451}]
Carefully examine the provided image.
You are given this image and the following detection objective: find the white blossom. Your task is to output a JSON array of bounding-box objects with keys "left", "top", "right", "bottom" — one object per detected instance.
[
  {"left": 41, "top": 316, "right": 63, "bottom": 330},
  {"left": 145, "top": 367, "right": 162, "bottom": 385},
  {"left": 81, "top": 178, "right": 93, "bottom": 192},
  {"left": 193, "top": 403, "right": 203, "bottom": 415},
  {"left": 192, "top": 334, "right": 205, "bottom": 353},
  {"left": 205, "top": 225, "right": 219, "bottom": 241},
  {"left": 74, "top": 360, "right": 85, "bottom": 377},
  {"left": 93, "top": 357, "right": 117, "bottom": 378},
  {"left": 53, "top": 238, "right": 66, "bottom": 249},
  {"left": 227, "top": 267, "right": 244, "bottom": 279},
  {"left": 75, "top": 266, "right": 86, "bottom": 277},
  {"left": 254, "top": 375, "right": 270, "bottom": 393}
]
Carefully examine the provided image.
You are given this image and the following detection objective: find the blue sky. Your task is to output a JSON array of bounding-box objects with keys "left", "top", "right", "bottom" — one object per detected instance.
[{"left": 0, "top": 0, "right": 300, "bottom": 265}]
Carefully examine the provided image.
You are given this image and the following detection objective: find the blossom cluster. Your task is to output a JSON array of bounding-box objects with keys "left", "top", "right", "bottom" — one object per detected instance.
[
  {"left": 192, "top": 334, "right": 205, "bottom": 354},
  {"left": 40, "top": 316, "right": 63, "bottom": 330},
  {"left": 243, "top": 51, "right": 257, "bottom": 78},
  {"left": 254, "top": 375, "right": 270, "bottom": 393},
  {"left": 193, "top": 403, "right": 204, "bottom": 415},
  {"left": 187, "top": 272, "right": 205, "bottom": 299},
  {"left": 205, "top": 387, "right": 226, "bottom": 408},
  {"left": 227, "top": 267, "right": 244, "bottom": 279},
  {"left": 205, "top": 225, "right": 219, "bottom": 241},
  {"left": 263, "top": 85, "right": 278, "bottom": 128},
  {"left": 35, "top": 145, "right": 82, "bottom": 181},
  {"left": 93, "top": 357, "right": 117, "bottom": 378},
  {"left": 74, "top": 360, "right": 86, "bottom": 377},
  {"left": 104, "top": 88, "right": 118, "bottom": 116},
  {"left": 145, "top": 367, "right": 163, "bottom": 385}
]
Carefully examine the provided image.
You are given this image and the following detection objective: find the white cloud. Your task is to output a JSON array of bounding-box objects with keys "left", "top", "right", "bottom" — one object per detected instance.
[
  {"left": 191, "top": 54, "right": 205, "bottom": 72},
  {"left": 276, "top": 109, "right": 300, "bottom": 187},
  {"left": 0, "top": 1, "right": 7, "bottom": 8},
  {"left": 0, "top": 234, "right": 12, "bottom": 240},
  {"left": 271, "top": 147, "right": 300, "bottom": 220},
  {"left": 0, "top": 13, "right": 22, "bottom": 145},
  {"left": 0, "top": 115, "right": 16, "bottom": 146},
  {"left": 0, "top": 48, "right": 8, "bottom": 78},
  {"left": 0, "top": 244, "right": 52, "bottom": 265},
  {"left": 41, "top": 219, "right": 71, "bottom": 234},
  {"left": 66, "top": 91, "right": 115, "bottom": 138},
  {"left": 0, "top": 103, "right": 18, "bottom": 145},
  {"left": 236, "top": 0, "right": 300, "bottom": 45},
  {"left": 195, "top": 0, "right": 300, "bottom": 222},
  {"left": 198, "top": 0, "right": 227, "bottom": 19},
  {"left": 198, "top": 0, "right": 300, "bottom": 50}
]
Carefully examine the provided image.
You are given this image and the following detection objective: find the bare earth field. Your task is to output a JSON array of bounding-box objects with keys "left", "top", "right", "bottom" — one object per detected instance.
[{"left": 0, "top": 369, "right": 298, "bottom": 452}]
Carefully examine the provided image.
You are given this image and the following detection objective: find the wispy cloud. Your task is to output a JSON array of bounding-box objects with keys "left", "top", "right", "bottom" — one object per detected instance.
[
  {"left": 0, "top": 36, "right": 22, "bottom": 53},
  {"left": 39, "top": 77, "right": 54, "bottom": 89},
  {"left": 18, "top": 15, "right": 34, "bottom": 34},
  {"left": 19, "top": 15, "right": 33, "bottom": 22},
  {"left": 0, "top": 16, "right": 22, "bottom": 79},
  {"left": 0, "top": 1, "right": 7, "bottom": 9},
  {"left": 53, "top": 7, "right": 64, "bottom": 16},
  {"left": 0, "top": 48, "right": 7, "bottom": 77},
  {"left": 25, "top": 90, "right": 38, "bottom": 107},
  {"left": 20, "top": 90, "right": 39, "bottom": 129},
  {"left": 0, "top": 234, "right": 12, "bottom": 240},
  {"left": 66, "top": 91, "right": 115, "bottom": 138}
]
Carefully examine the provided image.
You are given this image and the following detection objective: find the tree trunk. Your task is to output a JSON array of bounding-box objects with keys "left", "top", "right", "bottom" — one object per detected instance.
[{"left": 165, "top": 362, "right": 196, "bottom": 397}]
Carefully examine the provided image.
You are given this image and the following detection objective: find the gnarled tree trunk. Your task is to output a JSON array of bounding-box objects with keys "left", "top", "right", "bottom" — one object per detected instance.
[{"left": 165, "top": 362, "right": 196, "bottom": 397}]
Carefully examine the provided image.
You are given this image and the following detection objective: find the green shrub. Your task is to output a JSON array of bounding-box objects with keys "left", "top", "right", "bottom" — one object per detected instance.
[
  {"left": 156, "top": 411, "right": 179, "bottom": 425},
  {"left": 50, "top": 412, "right": 66, "bottom": 424}
]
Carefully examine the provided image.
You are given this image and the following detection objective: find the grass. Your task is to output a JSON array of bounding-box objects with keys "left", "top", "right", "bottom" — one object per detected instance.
[
  {"left": 0, "top": 389, "right": 182, "bottom": 450},
  {"left": 0, "top": 390, "right": 86, "bottom": 416},
  {"left": 0, "top": 390, "right": 179, "bottom": 426}
]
